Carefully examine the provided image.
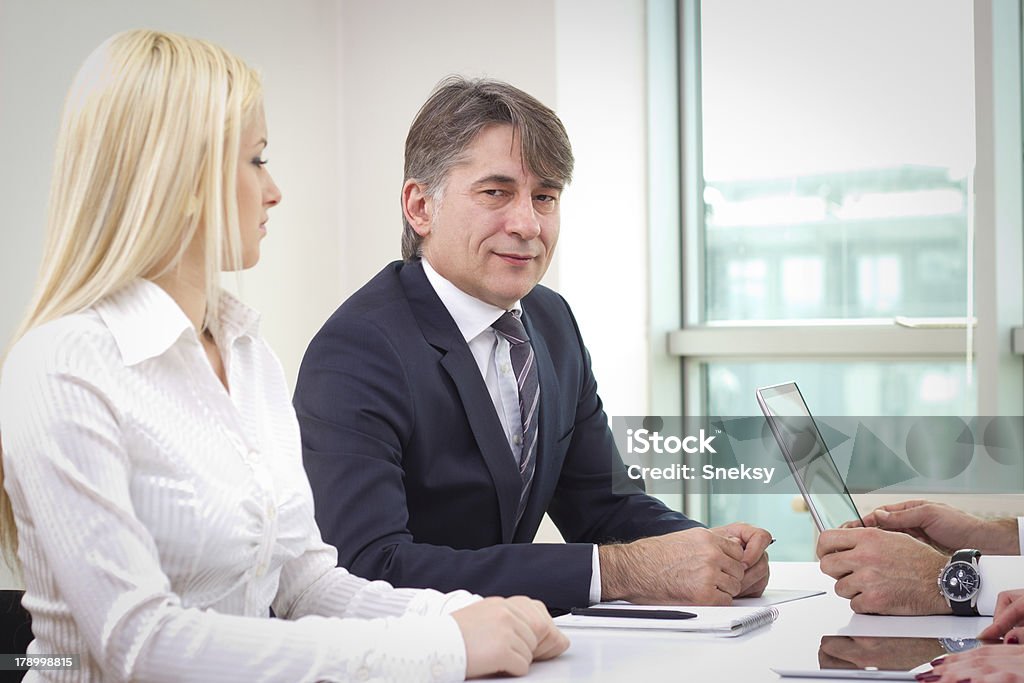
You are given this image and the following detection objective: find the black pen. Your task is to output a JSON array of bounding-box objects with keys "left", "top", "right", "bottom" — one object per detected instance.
[{"left": 570, "top": 607, "right": 697, "bottom": 620}]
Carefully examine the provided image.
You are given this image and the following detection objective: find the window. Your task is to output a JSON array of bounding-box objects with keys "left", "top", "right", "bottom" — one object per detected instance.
[{"left": 648, "top": 0, "right": 1024, "bottom": 558}]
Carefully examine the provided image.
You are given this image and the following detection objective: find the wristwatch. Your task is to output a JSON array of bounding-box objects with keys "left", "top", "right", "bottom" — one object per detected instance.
[{"left": 937, "top": 549, "right": 982, "bottom": 616}]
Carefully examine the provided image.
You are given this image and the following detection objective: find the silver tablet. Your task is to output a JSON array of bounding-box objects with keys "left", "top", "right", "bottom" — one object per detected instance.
[
  {"left": 772, "top": 635, "right": 980, "bottom": 680},
  {"left": 771, "top": 669, "right": 919, "bottom": 680},
  {"left": 756, "top": 382, "right": 864, "bottom": 532}
]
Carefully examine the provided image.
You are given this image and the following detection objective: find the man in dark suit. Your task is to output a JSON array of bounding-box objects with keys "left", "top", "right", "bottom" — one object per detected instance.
[{"left": 294, "top": 77, "right": 771, "bottom": 610}]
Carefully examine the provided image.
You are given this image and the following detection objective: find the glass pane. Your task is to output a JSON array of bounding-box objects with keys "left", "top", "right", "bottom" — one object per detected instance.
[
  {"left": 700, "top": 0, "right": 975, "bottom": 322},
  {"left": 707, "top": 361, "right": 976, "bottom": 416},
  {"left": 705, "top": 360, "right": 975, "bottom": 559}
]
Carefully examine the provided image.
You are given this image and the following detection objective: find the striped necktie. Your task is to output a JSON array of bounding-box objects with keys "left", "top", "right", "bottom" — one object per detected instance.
[{"left": 491, "top": 310, "right": 539, "bottom": 527}]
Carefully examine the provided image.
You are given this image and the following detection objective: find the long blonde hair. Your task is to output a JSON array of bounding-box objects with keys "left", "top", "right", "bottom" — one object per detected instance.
[{"left": 0, "top": 29, "right": 263, "bottom": 564}]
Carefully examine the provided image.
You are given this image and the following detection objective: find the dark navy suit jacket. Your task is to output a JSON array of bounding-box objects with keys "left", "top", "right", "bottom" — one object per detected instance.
[{"left": 294, "top": 260, "right": 698, "bottom": 609}]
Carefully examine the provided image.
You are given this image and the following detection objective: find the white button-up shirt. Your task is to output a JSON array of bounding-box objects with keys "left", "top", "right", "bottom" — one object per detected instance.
[{"left": 0, "top": 279, "right": 476, "bottom": 682}]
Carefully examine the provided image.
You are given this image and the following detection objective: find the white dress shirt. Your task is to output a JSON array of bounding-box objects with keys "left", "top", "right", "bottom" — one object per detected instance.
[
  {"left": 975, "top": 517, "right": 1024, "bottom": 615},
  {"left": 0, "top": 279, "right": 477, "bottom": 682},
  {"left": 421, "top": 260, "right": 603, "bottom": 603}
]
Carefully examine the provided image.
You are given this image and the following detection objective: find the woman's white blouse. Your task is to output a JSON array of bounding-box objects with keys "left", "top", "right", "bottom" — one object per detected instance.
[{"left": 0, "top": 279, "right": 477, "bottom": 682}]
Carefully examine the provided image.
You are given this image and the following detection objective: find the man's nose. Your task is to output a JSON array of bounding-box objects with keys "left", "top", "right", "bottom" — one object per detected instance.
[{"left": 505, "top": 194, "right": 541, "bottom": 240}]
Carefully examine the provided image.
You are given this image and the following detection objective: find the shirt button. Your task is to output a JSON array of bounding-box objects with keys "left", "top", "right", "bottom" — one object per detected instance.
[
  {"left": 248, "top": 450, "right": 260, "bottom": 462},
  {"left": 431, "top": 663, "right": 445, "bottom": 679},
  {"left": 501, "top": 363, "right": 511, "bottom": 374},
  {"left": 266, "top": 503, "right": 276, "bottom": 519},
  {"left": 355, "top": 667, "right": 370, "bottom": 681},
  {"left": 255, "top": 562, "right": 267, "bottom": 577},
  {"left": 513, "top": 435, "right": 522, "bottom": 446}
]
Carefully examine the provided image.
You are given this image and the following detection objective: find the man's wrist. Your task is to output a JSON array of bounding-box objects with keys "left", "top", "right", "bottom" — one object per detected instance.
[
  {"left": 977, "top": 518, "right": 1020, "bottom": 555},
  {"left": 597, "top": 544, "right": 623, "bottom": 601},
  {"left": 931, "top": 557, "right": 954, "bottom": 615},
  {"left": 905, "top": 546, "right": 953, "bottom": 616},
  {"left": 598, "top": 543, "right": 635, "bottom": 602}
]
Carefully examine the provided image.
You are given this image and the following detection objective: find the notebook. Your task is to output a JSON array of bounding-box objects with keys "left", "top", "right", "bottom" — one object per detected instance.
[{"left": 555, "top": 604, "right": 778, "bottom": 637}]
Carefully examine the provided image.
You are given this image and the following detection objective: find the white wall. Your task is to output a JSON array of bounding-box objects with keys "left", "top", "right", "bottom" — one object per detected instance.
[
  {"left": 0, "top": 0, "right": 343, "bottom": 385},
  {"left": 554, "top": 0, "right": 651, "bottom": 418}
]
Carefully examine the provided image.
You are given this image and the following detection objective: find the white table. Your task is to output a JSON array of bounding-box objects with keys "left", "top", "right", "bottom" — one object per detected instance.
[{"left": 521, "top": 562, "right": 992, "bottom": 681}]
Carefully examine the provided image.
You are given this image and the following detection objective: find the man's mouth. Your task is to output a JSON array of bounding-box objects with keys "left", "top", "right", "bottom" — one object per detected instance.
[{"left": 495, "top": 252, "right": 534, "bottom": 265}]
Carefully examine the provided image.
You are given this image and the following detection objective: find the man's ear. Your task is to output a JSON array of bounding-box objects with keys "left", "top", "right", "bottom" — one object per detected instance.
[{"left": 402, "top": 179, "right": 433, "bottom": 237}]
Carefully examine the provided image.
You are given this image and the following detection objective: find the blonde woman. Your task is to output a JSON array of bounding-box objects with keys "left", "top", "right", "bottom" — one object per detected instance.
[{"left": 0, "top": 30, "right": 567, "bottom": 682}]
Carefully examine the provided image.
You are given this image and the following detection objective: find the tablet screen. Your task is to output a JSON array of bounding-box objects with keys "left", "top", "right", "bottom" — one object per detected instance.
[
  {"left": 756, "top": 382, "right": 864, "bottom": 530},
  {"left": 817, "top": 635, "right": 978, "bottom": 672},
  {"left": 773, "top": 636, "right": 984, "bottom": 680}
]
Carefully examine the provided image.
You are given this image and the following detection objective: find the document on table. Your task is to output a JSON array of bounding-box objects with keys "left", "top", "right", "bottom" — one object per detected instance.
[
  {"left": 555, "top": 604, "right": 779, "bottom": 637},
  {"left": 733, "top": 588, "right": 824, "bottom": 606}
]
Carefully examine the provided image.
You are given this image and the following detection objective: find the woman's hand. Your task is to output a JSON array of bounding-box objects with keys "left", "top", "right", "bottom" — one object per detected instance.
[
  {"left": 978, "top": 589, "right": 1024, "bottom": 643},
  {"left": 452, "top": 596, "right": 569, "bottom": 678},
  {"left": 922, "top": 644, "right": 1024, "bottom": 682}
]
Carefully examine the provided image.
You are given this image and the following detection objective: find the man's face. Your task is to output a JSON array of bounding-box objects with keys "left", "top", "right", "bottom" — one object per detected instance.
[{"left": 413, "top": 124, "right": 562, "bottom": 309}]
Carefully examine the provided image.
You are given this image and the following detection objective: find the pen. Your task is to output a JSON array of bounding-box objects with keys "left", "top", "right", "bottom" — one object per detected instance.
[{"left": 570, "top": 607, "right": 698, "bottom": 620}]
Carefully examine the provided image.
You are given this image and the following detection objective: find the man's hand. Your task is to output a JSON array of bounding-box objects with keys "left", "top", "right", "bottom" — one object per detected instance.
[
  {"left": 599, "top": 526, "right": 758, "bottom": 605},
  {"left": 860, "top": 499, "right": 1020, "bottom": 555},
  {"left": 979, "top": 589, "right": 1024, "bottom": 643},
  {"left": 817, "top": 527, "right": 949, "bottom": 615},
  {"left": 710, "top": 522, "right": 772, "bottom": 597},
  {"left": 452, "top": 596, "right": 569, "bottom": 678}
]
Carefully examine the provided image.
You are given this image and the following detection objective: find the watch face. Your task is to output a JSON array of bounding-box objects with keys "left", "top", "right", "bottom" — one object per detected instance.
[{"left": 940, "top": 561, "right": 980, "bottom": 601}]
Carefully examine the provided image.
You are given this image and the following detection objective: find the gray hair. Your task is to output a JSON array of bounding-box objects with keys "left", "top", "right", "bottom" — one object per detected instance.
[{"left": 401, "top": 76, "right": 574, "bottom": 260}]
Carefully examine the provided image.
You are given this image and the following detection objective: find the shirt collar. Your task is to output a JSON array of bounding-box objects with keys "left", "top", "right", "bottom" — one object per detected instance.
[
  {"left": 216, "top": 286, "right": 262, "bottom": 349},
  {"left": 420, "top": 259, "right": 521, "bottom": 343},
  {"left": 95, "top": 279, "right": 261, "bottom": 366}
]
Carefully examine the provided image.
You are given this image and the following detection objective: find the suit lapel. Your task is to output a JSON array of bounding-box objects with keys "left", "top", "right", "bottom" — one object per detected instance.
[
  {"left": 400, "top": 261, "right": 522, "bottom": 543},
  {"left": 514, "top": 303, "right": 560, "bottom": 540}
]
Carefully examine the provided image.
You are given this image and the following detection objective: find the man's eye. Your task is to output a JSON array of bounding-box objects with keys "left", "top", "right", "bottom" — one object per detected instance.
[
  {"left": 535, "top": 194, "right": 557, "bottom": 203},
  {"left": 252, "top": 157, "right": 269, "bottom": 167},
  {"left": 483, "top": 189, "right": 506, "bottom": 197}
]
